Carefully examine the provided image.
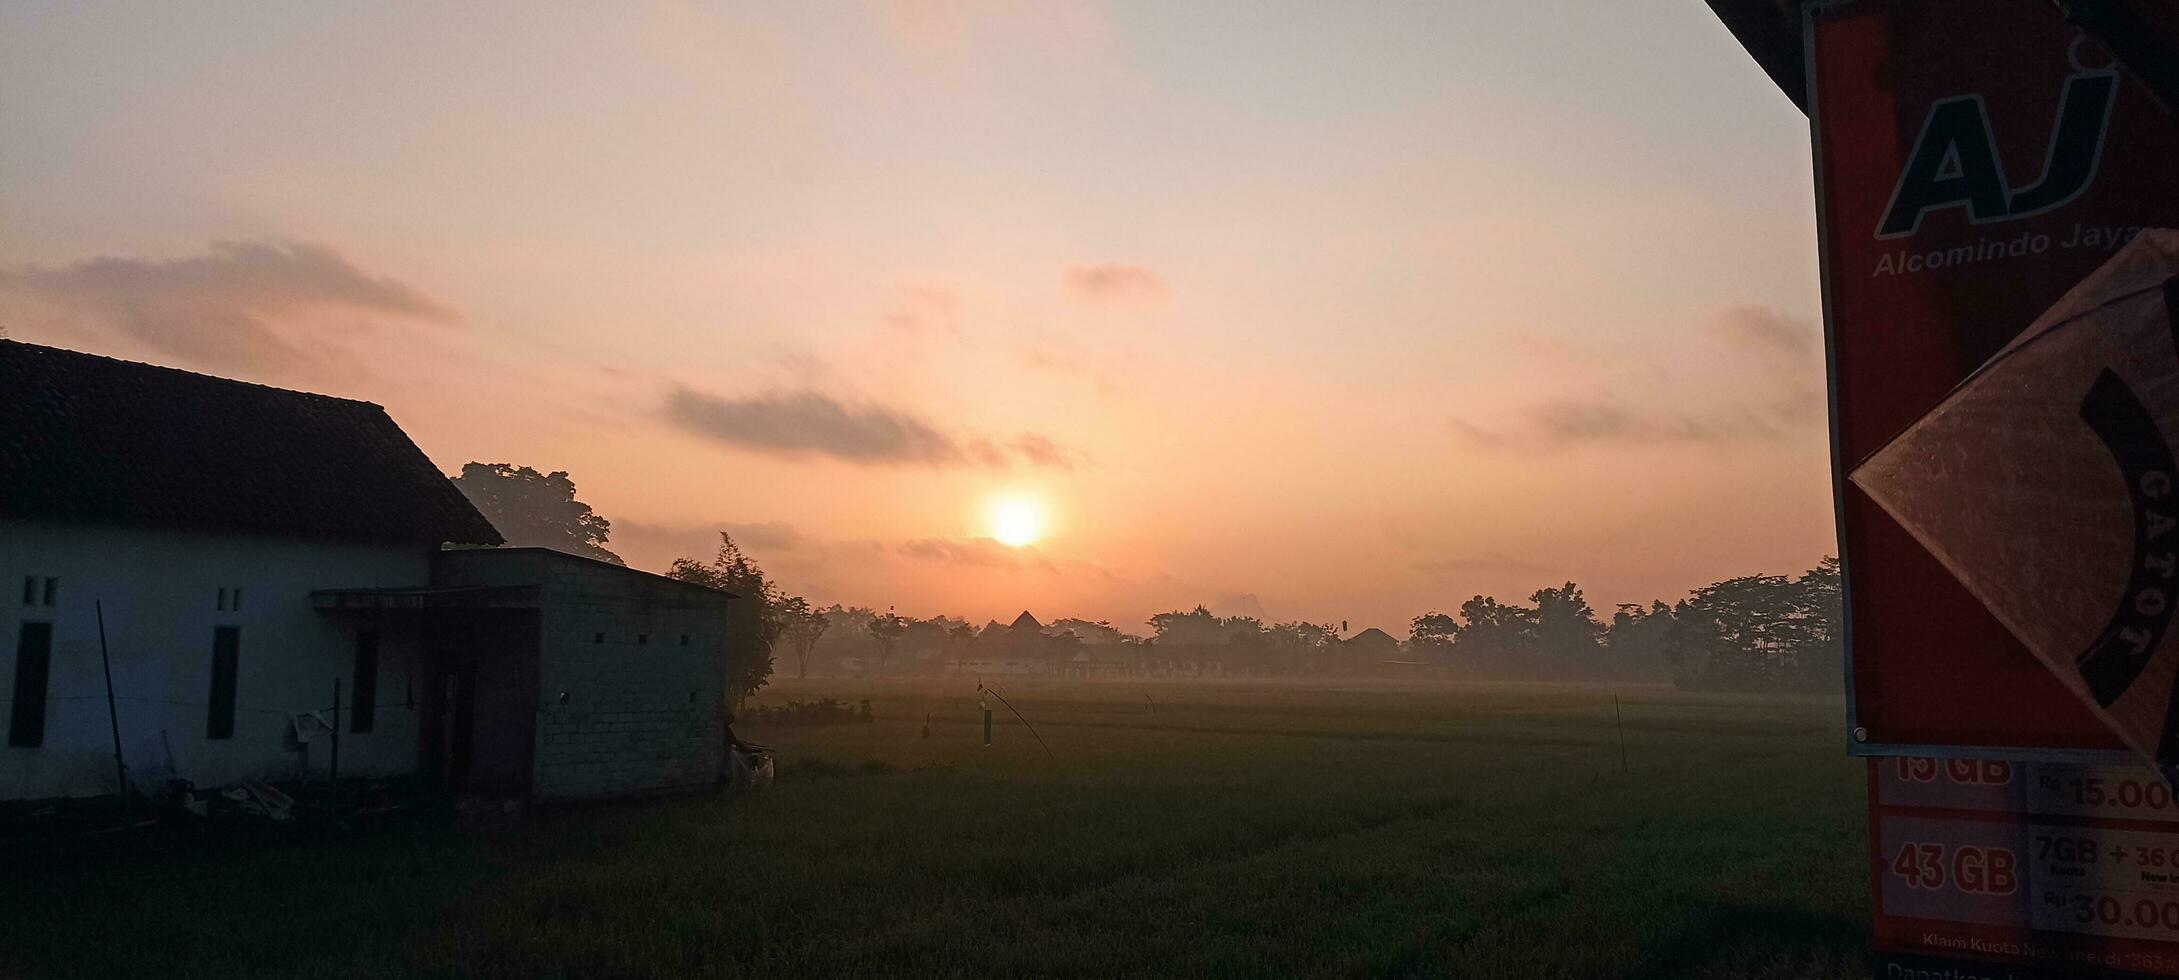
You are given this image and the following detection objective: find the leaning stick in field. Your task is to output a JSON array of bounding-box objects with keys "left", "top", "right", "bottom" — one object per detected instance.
[{"left": 983, "top": 686, "right": 1055, "bottom": 760}]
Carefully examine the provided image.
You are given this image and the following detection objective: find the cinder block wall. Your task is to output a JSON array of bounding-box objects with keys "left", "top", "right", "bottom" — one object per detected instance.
[{"left": 434, "top": 549, "right": 729, "bottom": 801}]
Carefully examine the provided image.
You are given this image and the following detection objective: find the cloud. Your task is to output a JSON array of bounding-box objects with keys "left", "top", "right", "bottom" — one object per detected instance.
[
  {"left": 881, "top": 285, "right": 962, "bottom": 337},
  {"left": 1713, "top": 304, "right": 1825, "bottom": 422},
  {"left": 1021, "top": 344, "right": 1126, "bottom": 398},
  {"left": 1064, "top": 263, "right": 1166, "bottom": 302},
  {"left": 0, "top": 239, "right": 456, "bottom": 373},
  {"left": 1454, "top": 304, "right": 1824, "bottom": 453},
  {"left": 896, "top": 536, "right": 1057, "bottom": 571},
  {"left": 1714, "top": 304, "right": 1819, "bottom": 362},
  {"left": 614, "top": 519, "right": 808, "bottom": 564},
  {"left": 1527, "top": 399, "right": 1782, "bottom": 445},
  {"left": 1454, "top": 399, "right": 1787, "bottom": 451},
  {"left": 891, "top": 536, "right": 1117, "bottom": 584},
  {"left": 666, "top": 387, "right": 964, "bottom": 464},
  {"left": 1010, "top": 432, "right": 1081, "bottom": 469},
  {"left": 665, "top": 386, "right": 1081, "bottom": 469}
]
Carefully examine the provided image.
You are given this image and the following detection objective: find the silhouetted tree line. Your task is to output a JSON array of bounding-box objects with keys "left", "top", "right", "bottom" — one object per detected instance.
[
  {"left": 451, "top": 461, "right": 1842, "bottom": 694},
  {"left": 1409, "top": 558, "right": 1842, "bottom": 691}
]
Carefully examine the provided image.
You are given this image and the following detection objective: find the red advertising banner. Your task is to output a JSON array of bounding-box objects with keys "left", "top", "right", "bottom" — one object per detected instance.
[
  {"left": 1870, "top": 757, "right": 2179, "bottom": 976},
  {"left": 1810, "top": 0, "right": 2179, "bottom": 757}
]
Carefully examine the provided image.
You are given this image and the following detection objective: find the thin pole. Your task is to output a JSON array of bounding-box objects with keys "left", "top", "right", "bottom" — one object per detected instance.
[
  {"left": 984, "top": 685, "right": 1053, "bottom": 760},
  {"left": 331, "top": 677, "right": 342, "bottom": 783},
  {"left": 1614, "top": 694, "right": 1628, "bottom": 773},
  {"left": 94, "top": 601, "right": 128, "bottom": 800}
]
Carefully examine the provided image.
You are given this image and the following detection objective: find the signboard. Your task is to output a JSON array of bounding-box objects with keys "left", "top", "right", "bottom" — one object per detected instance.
[
  {"left": 1854, "top": 233, "right": 2179, "bottom": 779},
  {"left": 1870, "top": 756, "right": 2179, "bottom": 976},
  {"left": 1809, "top": 0, "right": 2179, "bottom": 758}
]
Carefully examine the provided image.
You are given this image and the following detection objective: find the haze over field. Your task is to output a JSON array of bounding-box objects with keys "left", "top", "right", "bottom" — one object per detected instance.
[{"left": 0, "top": 1, "right": 1828, "bottom": 631}]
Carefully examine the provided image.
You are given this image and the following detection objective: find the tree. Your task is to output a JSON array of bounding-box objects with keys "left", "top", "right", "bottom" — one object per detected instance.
[
  {"left": 1148, "top": 606, "right": 1228, "bottom": 645},
  {"left": 1409, "top": 612, "right": 1460, "bottom": 664},
  {"left": 1246, "top": 621, "right": 1335, "bottom": 674},
  {"left": 1453, "top": 594, "right": 1538, "bottom": 667},
  {"left": 451, "top": 462, "right": 622, "bottom": 564},
  {"left": 666, "top": 533, "right": 781, "bottom": 702},
  {"left": 1529, "top": 582, "right": 1605, "bottom": 662},
  {"left": 1604, "top": 601, "right": 1675, "bottom": 680},
  {"left": 815, "top": 605, "right": 882, "bottom": 671},
  {"left": 1661, "top": 561, "right": 1843, "bottom": 693},
  {"left": 778, "top": 595, "right": 829, "bottom": 681},
  {"left": 1050, "top": 618, "right": 1134, "bottom": 645},
  {"left": 945, "top": 622, "right": 979, "bottom": 668},
  {"left": 867, "top": 612, "right": 907, "bottom": 675}
]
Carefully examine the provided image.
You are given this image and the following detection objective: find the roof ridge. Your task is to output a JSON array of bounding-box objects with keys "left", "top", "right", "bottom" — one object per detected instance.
[
  {"left": 0, "top": 339, "right": 386, "bottom": 410},
  {"left": 0, "top": 340, "right": 499, "bottom": 545}
]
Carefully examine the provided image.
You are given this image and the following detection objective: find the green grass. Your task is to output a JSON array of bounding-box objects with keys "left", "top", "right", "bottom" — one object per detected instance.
[{"left": 0, "top": 679, "right": 1870, "bottom": 979}]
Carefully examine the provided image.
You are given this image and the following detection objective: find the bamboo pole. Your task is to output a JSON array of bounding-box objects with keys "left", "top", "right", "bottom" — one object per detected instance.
[{"left": 95, "top": 601, "right": 128, "bottom": 801}]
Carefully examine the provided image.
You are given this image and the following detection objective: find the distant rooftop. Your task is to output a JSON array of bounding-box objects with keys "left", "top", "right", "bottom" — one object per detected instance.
[{"left": 0, "top": 341, "right": 502, "bottom": 546}]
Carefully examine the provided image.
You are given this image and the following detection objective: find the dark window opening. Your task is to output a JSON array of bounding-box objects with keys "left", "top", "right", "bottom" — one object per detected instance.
[
  {"left": 637, "top": 633, "right": 648, "bottom": 645},
  {"left": 207, "top": 627, "right": 239, "bottom": 739},
  {"left": 593, "top": 632, "right": 605, "bottom": 644},
  {"left": 352, "top": 629, "right": 380, "bottom": 734},
  {"left": 19, "top": 577, "right": 33, "bottom": 606},
  {"left": 231, "top": 587, "right": 241, "bottom": 611},
  {"left": 680, "top": 634, "right": 689, "bottom": 646},
  {"left": 217, "top": 587, "right": 227, "bottom": 611},
  {"left": 9, "top": 622, "right": 53, "bottom": 748},
  {"left": 40, "top": 578, "right": 55, "bottom": 606}
]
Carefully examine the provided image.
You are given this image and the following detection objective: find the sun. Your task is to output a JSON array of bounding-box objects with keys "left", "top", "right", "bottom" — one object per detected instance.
[{"left": 989, "top": 496, "right": 1046, "bottom": 548}]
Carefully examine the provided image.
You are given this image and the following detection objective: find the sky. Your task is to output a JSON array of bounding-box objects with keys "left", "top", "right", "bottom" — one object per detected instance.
[{"left": 0, "top": 1, "right": 1832, "bottom": 635}]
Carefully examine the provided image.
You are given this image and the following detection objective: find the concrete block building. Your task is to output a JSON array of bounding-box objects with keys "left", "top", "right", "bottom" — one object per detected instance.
[
  {"left": 318, "top": 549, "right": 729, "bottom": 800},
  {"left": 0, "top": 340, "right": 731, "bottom": 802}
]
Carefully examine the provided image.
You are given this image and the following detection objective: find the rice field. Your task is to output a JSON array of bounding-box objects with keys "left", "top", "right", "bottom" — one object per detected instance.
[{"left": 0, "top": 678, "right": 1871, "bottom": 979}]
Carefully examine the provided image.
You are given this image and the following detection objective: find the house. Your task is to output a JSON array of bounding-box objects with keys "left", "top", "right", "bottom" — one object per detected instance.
[
  {"left": 1342, "top": 628, "right": 1402, "bottom": 659},
  {"left": 1334, "top": 627, "right": 1438, "bottom": 678},
  {"left": 0, "top": 341, "right": 731, "bottom": 801},
  {"left": 951, "top": 612, "right": 1059, "bottom": 676}
]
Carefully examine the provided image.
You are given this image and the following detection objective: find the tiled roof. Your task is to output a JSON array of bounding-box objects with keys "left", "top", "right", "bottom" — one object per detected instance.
[{"left": 0, "top": 341, "right": 503, "bottom": 545}]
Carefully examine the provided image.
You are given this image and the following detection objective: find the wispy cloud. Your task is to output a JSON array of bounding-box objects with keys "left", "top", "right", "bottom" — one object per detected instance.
[
  {"left": 666, "top": 387, "right": 964, "bottom": 464},
  {"left": 614, "top": 519, "right": 809, "bottom": 563},
  {"left": 1453, "top": 398, "right": 1788, "bottom": 451},
  {"left": 897, "top": 536, "right": 1057, "bottom": 571},
  {"left": 1064, "top": 263, "right": 1166, "bottom": 302},
  {"left": 1009, "top": 432, "right": 1082, "bottom": 469},
  {"left": 1021, "top": 344, "right": 1125, "bottom": 399},
  {"left": 665, "top": 386, "right": 1079, "bottom": 469},
  {"left": 1453, "top": 304, "right": 1823, "bottom": 453},
  {"left": 0, "top": 240, "right": 455, "bottom": 373},
  {"left": 1529, "top": 399, "right": 1784, "bottom": 445},
  {"left": 892, "top": 535, "right": 1116, "bottom": 581},
  {"left": 1714, "top": 304, "right": 1819, "bottom": 362},
  {"left": 881, "top": 284, "right": 962, "bottom": 337}
]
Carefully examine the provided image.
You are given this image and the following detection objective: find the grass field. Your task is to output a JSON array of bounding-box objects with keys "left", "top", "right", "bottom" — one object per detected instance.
[{"left": 0, "top": 679, "right": 1870, "bottom": 979}]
